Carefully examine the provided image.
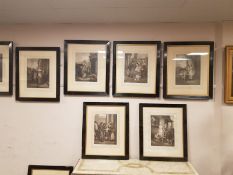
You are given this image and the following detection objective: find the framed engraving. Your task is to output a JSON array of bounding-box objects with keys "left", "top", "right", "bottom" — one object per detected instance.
[
  {"left": 27, "top": 165, "right": 73, "bottom": 175},
  {"left": 64, "top": 40, "right": 110, "bottom": 95},
  {"left": 113, "top": 41, "right": 161, "bottom": 97},
  {"left": 225, "top": 46, "right": 233, "bottom": 104},
  {"left": 16, "top": 47, "right": 60, "bottom": 101},
  {"left": 163, "top": 41, "right": 214, "bottom": 99},
  {"left": 82, "top": 102, "right": 129, "bottom": 160},
  {"left": 0, "top": 41, "right": 13, "bottom": 96},
  {"left": 139, "top": 103, "right": 187, "bottom": 161}
]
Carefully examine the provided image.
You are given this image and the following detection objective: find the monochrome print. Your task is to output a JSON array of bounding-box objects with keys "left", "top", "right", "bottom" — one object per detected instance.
[
  {"left": 94, "top": 114, "right": 117, "bottom": 145},
  {"left": 27, "top": 58, "right": 50, "bottom": 88},
  {"left": 0, "top": 53, "right": 2, "bottom": 82},
  {"left": 151, "top": 115, "right": 175, "bottom": 147},
  {"left": 75, "top": 52, "right": 98, "bottom": 82},
  {"left": 124, "top": 53, "right": 148, "bottom": 83},
  {"left": 175, "top": 54, "right": 201, "bottom": 85}
]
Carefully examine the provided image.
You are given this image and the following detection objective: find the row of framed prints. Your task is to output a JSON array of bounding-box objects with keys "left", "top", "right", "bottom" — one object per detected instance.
[
  {"left": 82, "top": 102, "right": 187, "bottom": 162},
  {"left": 0, "top": 40, "right": 218, "bottom": 101}
]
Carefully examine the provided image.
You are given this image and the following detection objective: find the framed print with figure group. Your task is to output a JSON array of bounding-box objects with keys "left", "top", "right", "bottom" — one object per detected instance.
[
  {"left": 139, "top": 103, "right": 187, "bottom": 161},
  {"left": 113, "top": 41, "right": 161, "bottom": 97},
  {"left": 82, "top": 102, "right": 129, "bottom": 160},
  {"left": 27, "top": 165, "right": 73, "bottom": 175},
  {"left": 163, "top": 41, "right": 214, "bottom": 99},
  {"left": 16, "top": 47, "right": 60, "bottom": 101},
  {"left": 64, "top": 40, "right": 110, "bottom": 95},
  {"left": 0, "top": 41, "right": 13, "bottom": 96},
  {"left": 225, "top": 46, "right": 233, "bottom": 104}
]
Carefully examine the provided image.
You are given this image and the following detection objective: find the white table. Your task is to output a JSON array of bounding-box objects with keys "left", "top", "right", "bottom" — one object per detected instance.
[{"left": 72, "top": 159, "right": 199, "bottom": 175}]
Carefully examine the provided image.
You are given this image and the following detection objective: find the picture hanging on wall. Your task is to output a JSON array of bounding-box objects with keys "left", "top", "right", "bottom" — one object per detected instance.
[
  {"left": 64, "top": 40, "right": 110, "bottom": 95},
  {"left": 27, "top": 165, "right": 73, "bottom": 175},
  {"left": 113, "top": 41, "right": 161, "bottom": 97},
  {"left": 82, "top": 102, "right": 129, "bottom": 160},
  {"left": 163, "top": 41, "right": 214, "bottom": 99},
  {"left": 225, "top": 46, "right": 233, "bottom": 104},
  {"left": 16, "top": 47, "right": 60, "bottom": 101},
  {"left": 139, "top": 103, "right": 188, "bottom": 161},
  {"left": 0, "top": 41, "right": 13, "bottom": 96}
]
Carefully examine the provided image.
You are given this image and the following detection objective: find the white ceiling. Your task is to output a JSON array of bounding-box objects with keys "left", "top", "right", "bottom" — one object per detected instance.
[{"left": 0, "top": 0, "right": 233, "bottom": 23}]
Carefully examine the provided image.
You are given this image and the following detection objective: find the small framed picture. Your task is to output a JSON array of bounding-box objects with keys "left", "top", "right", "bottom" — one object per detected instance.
[
  {"left": 0, "top": 41, "right": 13, "bottom": 96},
  {"left": 64, "top": 40, "right": 110, "bottom": 95},
  {"left": 139, "top": 103, "right": 188, "bottom": 161},
  {"left": 16, "top": 47, "right": 60, "bottom": 101},
  {"left": 82, "top": 102, "right": 129, "bottom": 160},
  {"left": 163, "top": 41, "right": 214, "bottom": 99},
  {"left": 27, "top": 165, "right": 73, "bottom": 175},
  {"left": 113, "top": 41, "right": 161, "bottom": 97},
  {"left": 225, "top": 46, "right": 233, "bottom": 104}
]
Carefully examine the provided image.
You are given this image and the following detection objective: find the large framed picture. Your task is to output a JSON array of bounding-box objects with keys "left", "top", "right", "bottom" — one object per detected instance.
[
  {"left": 27, "top": 165, "right": 73, "bottom": 175},
  {"left": 64, "top": 40, "right": 110, "bottom": 95},
  {"left": 163, "top": 41, "right": 214, "bottom": 99},
  {"left": 82, "top": 102, "right": 129, "bottom": 160},
  {"left": 16, "top": 47, "right": 60, "bottom": 101},
  {"left": 113, "top": 41, "right": 161, "bottom": 97},
  {"left": 0, "top": 41, "right": 13, "bottom": 96},
  {"left": 139, "top": 103, "right": 187, "bottom": 161},
  {"left": 225, "top": 46, "right": 233, "bottom": 104}
]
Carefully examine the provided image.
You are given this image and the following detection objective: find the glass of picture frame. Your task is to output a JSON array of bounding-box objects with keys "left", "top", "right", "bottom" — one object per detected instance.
[
  {"left": 163, "top": 41, "right": 214, "bottom": 99},
  {"left": 16, "top": 47, "right": 60, "bottom": 101},
  {"left": 0, "top": 41, "right": 13, "bottom": 96},
  {"left": 82, "top": 102, "right": 129, "bottom": 160},
  {"left": 27, "top": 165, "right": 73, "bottom": 175},
  {"left": 64, "top": 40, "right": 110, "bottom": 95},
  {"left": 139, "top": 103, "right": 188, "bottom": 161},
  {"left": 113, "top": 41, "right": 161, "bottom": 97},
  {"left": 225, "top": 46, "right": 233, "bottom": 104}
]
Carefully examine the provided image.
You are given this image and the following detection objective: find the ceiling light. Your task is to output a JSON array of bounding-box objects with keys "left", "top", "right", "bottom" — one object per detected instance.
[
  {"left": 173, "top": 58, "right": 189, "bottom": 61},
  {"left": 117, "top": 51, "right": 124, "bottom": 54},
  {"left": 187, "top": 52, "right": 208, "bottom": 56},
  {"left": 98, "top": 51, "right": 106, "bottom": 54}
]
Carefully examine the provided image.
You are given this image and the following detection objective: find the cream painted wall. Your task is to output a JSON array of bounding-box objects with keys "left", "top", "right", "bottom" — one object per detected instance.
[{"left": 0, "top": 23, "right": 223, "bottom": 175}]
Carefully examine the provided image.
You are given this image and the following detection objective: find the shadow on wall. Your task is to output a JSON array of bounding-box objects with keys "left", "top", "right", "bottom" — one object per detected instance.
[{"left": 222, "top": 155, "right": 233, "bottom": 175}]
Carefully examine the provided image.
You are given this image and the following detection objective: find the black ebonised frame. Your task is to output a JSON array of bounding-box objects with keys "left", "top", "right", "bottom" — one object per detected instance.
[
  {"left": 163, "top": 41, "right": 214, "bottom": 100},
  {"left": 64, "top": 40, "right": 110, "bottom": 96},
  {"left": 0, "top": 41, "right": 13, "bottom": 96},
  {"left": 113, "top": 41, "right": 161, "bottom": 98},
  {"left": 27, "top": 165, "right": 73, "bottom": 175},
  {"left": 82, "top": 102, "right": 129, "bottom": 160},
  {"left": 16, "top": 47, "right": 60, "bottom": 102},
  {"left": 139, "top": 103, "right": 188, "bottom": 161}
]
